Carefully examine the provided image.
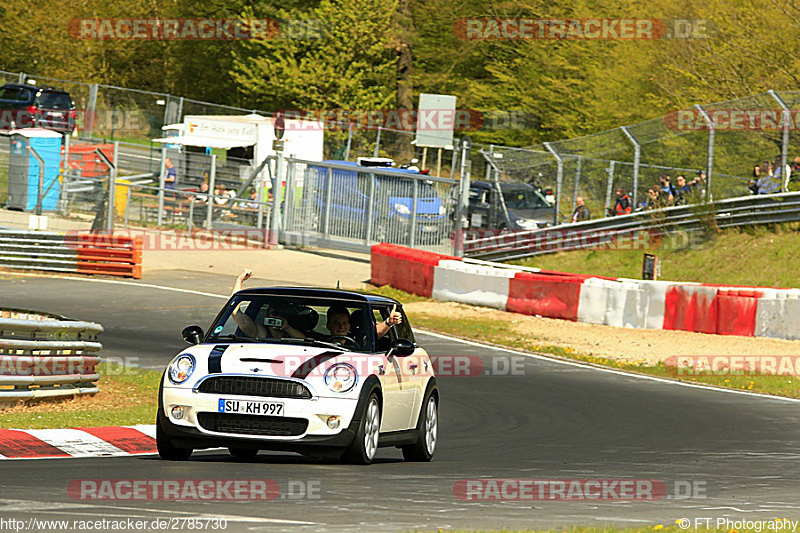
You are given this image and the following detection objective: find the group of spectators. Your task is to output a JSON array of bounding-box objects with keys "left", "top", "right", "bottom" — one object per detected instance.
[
  {"left": 747, "top": 155, "right": 798, "bottom": 195},
  {"left": 603, "top": 171, "right": 707, "bottom": 218}
]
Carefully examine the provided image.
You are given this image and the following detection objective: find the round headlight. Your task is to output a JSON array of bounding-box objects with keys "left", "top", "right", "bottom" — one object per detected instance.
[
  {"left": 324, "top": 363, "right": 358, "bottom": 393},
  {"left": 168, "top": 354, "right": 196, "bottom": 384},
  {"left": 438, "top": 205, "right": 446, "bottom": 215},
  {"left": 393, "top": 203, "right": 411, "bottom": 215}
]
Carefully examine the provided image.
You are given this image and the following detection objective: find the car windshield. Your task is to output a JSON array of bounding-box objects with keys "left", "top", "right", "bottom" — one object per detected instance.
[
  {"left": 0, "top": 86, "right": 30, "bottom": 102},
  {"left": 502, "top": 188, "right": 551, "bottom": 210},
  {"left": 208, "top": 294, "right": 374, "bottom": 353}
]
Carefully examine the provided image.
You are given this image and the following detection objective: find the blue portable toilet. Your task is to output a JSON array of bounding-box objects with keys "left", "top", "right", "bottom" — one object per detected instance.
[{"left": 6, "top": 128, "right": 62, "bottom": 212}]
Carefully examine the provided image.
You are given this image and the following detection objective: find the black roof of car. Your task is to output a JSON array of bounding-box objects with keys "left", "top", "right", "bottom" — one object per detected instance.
[
  {"left": 234, "top": 286, "right": 402, "bottom": 306},
  {"left": 471, "top": 180, "right": 536, "bottom": 191},
  {"left": 0, "top": 83, "right": 70, "bottom": 95}
]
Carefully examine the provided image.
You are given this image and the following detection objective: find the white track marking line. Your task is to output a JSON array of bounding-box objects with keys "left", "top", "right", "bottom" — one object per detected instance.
[
  {"left": 23, "top": 429, "right": 127, "bottom": 457},
  {"left": 418, "top": 329, "right": 800, "bottom": 403},
  {"left": 9, "top": 271, "right": 799, "bottom": 404}
]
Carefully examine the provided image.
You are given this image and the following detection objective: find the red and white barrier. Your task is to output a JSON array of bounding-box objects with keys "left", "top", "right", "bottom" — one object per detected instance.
[
  {"left": 0, "top": 425, "right": 156, "bottom": 460},
  {"left": 432, "top": 260, "right": 515, "bottom": 310},
  {"left": 370, "top": 243, "right": 800, "bottom": 340}
]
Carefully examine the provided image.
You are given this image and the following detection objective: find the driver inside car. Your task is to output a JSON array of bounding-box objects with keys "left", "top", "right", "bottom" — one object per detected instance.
[{"left": 231, "top": 269, "right": 402, "bottom": 345}]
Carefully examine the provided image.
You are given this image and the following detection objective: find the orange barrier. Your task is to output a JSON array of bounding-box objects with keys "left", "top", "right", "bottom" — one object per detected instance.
[{"left": 74, "top": 233, "right": 142, "bottom": 279}]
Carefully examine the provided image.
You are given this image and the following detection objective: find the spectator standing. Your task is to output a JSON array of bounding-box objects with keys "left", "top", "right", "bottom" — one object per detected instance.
[
  {"left": 164, "top": 158, "right": 177, "bottom": 191},
  {"left": 659, "top": 175, "right": 675, "bottom": 205},
  {"left": 611, "top": 188, "right": 632, "bottom": 216},
  {"left": 674, "top": 175, "right": 693, "bottom": 205},
  {"left": 571, "top": 196, "right": 590, "bottom": 223}
]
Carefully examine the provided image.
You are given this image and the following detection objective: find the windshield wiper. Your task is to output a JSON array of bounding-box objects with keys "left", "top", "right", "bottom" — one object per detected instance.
[{"left": 209, "top": 334, "right": 257, "bottom": 343}]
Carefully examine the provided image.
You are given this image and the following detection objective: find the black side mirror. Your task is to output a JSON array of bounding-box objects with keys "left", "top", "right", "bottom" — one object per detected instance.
[
  {"left": 182, "top": 325, "right": 204, "bottom": 345},
  {"left": 389, "top": 338, "right": 415, "bottom": 356}
]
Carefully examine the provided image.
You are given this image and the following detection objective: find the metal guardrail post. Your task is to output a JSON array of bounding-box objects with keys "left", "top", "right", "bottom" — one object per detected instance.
[
  {"left": 620, "top": 126, "right": 641, "bottom": 207},
  {"left": 27, "top": 147, "right": 46, "bottom": 217},
  {"left": 108, "top": 142, "right": 119, "bottom": 232},
  {"left": 157, "top": 146, "right": 166, "bottom": 226},
  {"left": 604, "top": 160, "right": 616, "bottom": 214},
  {"left": 85, "top": 84, "right": 99, "bottom": 138},
  {"left": 270, "top": 150, "right": 283, "bottom": 245},
  {"left": 365, "top": 174, "right": 376, "bottom": 243},
  {"left": 768, "top": 90, "right": 791, "bottom": 192},
  {"left": 323, "top": 167, "right": 333, "bottom": 239},
  {"left": 452, "top": 138, "right": 472, "bottom": 257},
  {"left": 373, "top": 126, "right": 382, "bottom": 158},
  {"left": 93, "top": 145, "right": 118, "bottom": 232},
  {"left": 485, "top": 144, "right": 494, "bottom": 181},
  {"left": 543, "top": 142, "right": 563, "bottom": 226},
  {"left": 694, "top": 104, "right": 715, "bottom": 202},
  {"left": 206, "top": 154, "right": 217, "bottom": 231},
  {"left": 410, "top": 179, "right": 419, "bottom": 247},
  {"left": 344, "top": 123, "right": 353, "bottom": 162}
]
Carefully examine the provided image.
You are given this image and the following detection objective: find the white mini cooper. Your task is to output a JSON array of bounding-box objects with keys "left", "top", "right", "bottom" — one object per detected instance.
[{"left": 157, "top": 287, "right": 438, "bottom": 464}]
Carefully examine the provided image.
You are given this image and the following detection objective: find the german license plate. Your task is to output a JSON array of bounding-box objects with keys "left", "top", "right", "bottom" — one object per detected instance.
[{"left": 218, "top": 399, "right": 284, "bottom": 416}]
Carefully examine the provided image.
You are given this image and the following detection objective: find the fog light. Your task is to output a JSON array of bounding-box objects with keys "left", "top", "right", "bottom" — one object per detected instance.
[
  {"left": 171, "top": 406, "right": 185, "bottom": 420},
  {"left": 327, "top": 416, "right": 340, "bottom": 429}
]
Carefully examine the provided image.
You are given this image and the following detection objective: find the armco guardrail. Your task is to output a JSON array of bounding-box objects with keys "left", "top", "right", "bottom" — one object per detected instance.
[
  {"left": 0, "top": 230, "right": 142, "bottom": 278},
  {"left": 465, "top": 192, "right": 800, "bottom": 262},
  {"left": 0, "top": 309, "right": 104, "bottom": 403}
]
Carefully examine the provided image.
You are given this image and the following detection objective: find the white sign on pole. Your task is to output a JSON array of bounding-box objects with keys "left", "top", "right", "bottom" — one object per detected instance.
[{"left": 415, "top": 94, "right": 457, "bottom": 149}]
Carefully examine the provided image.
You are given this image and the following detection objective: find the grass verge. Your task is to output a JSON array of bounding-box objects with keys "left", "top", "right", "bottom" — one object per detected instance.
[
  {"left": 0, "top": 362, "right": 161, "bottom": 429},
  {"left": 370, "top": 286, "right": 800, "bottom": 399},
  {"left": 510, "top": 223, "right": 800, "bottom": 288}
]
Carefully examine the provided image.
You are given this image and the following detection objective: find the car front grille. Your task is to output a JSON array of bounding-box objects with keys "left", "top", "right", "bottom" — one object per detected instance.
[
  {"left": 196, "top": 376, "right": 312, "bottom": 399},
  {"left": 197, "top": 412, "right": 308, "bottom": 437}
]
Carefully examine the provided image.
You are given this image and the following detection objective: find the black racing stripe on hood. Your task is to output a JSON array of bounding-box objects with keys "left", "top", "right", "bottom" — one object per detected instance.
[
  {"left": 290, "top": 351, "right": 342, "bottom": 379},
  {"left": 208, "top": 345, "right": 229, "bottom": 374}
]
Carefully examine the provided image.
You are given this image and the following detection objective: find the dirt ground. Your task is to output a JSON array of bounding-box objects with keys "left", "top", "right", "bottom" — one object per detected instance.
[{"left": 404, "top": 301, "right": 800, "bottom": 364}]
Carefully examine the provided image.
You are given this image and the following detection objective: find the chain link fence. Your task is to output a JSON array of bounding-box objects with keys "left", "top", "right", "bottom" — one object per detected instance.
[{"left": 1, "top": 68, "right": 798, "bottom": 250}]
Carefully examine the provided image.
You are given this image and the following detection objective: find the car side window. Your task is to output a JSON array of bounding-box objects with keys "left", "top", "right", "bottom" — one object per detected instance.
[{"left": 373, "top": 305, "right": 414, "bottom": 343}]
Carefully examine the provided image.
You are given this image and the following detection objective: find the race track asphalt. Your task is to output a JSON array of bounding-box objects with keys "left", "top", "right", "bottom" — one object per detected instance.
[{"left": 1, "top": 271, "right": 799, "bottom": 532}]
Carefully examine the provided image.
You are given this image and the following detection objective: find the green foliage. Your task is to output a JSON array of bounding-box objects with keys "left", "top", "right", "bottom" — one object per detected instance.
[{"left": 0, "top": 0, "right": 797, "bottom": 149}]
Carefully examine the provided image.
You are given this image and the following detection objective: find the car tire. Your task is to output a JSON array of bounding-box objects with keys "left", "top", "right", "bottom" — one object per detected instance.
[
  {"left": 156, "top": 416, "right": 193, "bottom": 461},
  {"left": 228, "top": 447, "right": 258, "bottom": 460},
  {"left": 342, "top": 392, "right": 381, "bottom": 465},
  {"left": 402, "top": 388, "right": 438, "bottom": 462}
]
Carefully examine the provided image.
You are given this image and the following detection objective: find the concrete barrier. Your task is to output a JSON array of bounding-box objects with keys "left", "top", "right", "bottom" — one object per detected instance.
[{"left": 432, "top": 260, "right": 515, "bottom": 310}]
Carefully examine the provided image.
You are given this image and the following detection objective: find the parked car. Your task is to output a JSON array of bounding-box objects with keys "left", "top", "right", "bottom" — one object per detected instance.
[
  {"left": 467, "top": 180, "right": 555, "bottom": 230},
  {"left": 0, "top": 83, "right": 76, "bottom": 134},
  {"left": 306, "top": 158, "right": 448, "bottom": 245},
  {"left": 157, "top": 287, "right": 439, "bottom": 464}
]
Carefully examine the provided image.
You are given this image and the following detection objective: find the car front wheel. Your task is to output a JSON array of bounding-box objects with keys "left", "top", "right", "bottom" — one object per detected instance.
[
  {"left": 402, "top": 389, "right": 437, "bottom": 462},
  {"left": 343, "top": 393, "right": 381, "bottom": 464},
  {"left": 156, "top": 416, "right": 193, "bottom": 461}
]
